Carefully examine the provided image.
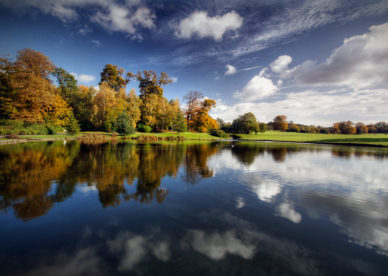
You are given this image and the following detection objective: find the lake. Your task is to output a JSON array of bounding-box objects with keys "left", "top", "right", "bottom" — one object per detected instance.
[{"left": 0, "top": 140, "right": 388, "bottom": 275}]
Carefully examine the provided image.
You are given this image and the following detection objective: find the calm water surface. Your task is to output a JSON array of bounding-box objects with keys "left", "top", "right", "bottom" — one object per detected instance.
[{"left": 1, "top": 141, "right": 388, "bottom": 275}]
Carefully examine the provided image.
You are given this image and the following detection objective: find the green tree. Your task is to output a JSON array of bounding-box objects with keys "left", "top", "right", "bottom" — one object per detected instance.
[
  {"left": 67, "top": 114, "right": 80, "bottom": 134},
  {"left": 232, "top": 112, "right": 260, "bottom": 134},
  {"left": 99, "top": 64, "right": 128, "bottom": 92},
  {"left": 52, "top": 67, "right": 79, "bottom": 103},
  {"left": 0, "top": 57, "right": 17, "bottom": 119},
  {"left": 115, "top": 112, "right": 135, "bottom": 135}
]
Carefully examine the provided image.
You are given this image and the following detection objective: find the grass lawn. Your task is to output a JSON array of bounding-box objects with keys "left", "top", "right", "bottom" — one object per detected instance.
[{"left": 237, "top": 131, "right": 388, "bottom": 146}]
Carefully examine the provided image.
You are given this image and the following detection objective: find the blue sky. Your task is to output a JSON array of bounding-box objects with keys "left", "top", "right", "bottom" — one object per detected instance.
[{"left": 1, "top": 0, "right": 388, "bottom": 125}]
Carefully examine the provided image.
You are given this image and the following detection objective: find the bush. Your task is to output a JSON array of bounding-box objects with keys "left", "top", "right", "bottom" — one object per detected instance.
[
  {"left": 115, "top": 112, "right": 135, "bottom": 135},
  {"left": 210, "top": 129, "right": 229, "bottom": 138},
  {"left": 137, "top": 123, "right": 152, "bottom": 133},
  {"left": 46, "top": 124, "right": 63, "bottom": 134}
]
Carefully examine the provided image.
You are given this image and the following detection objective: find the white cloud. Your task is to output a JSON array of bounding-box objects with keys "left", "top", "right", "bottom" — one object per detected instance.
[
  {"left": 174, "top": 10, "right": 243, "bottom": 41},
  {"left": 92, "top": 4, "right": 155, "bottom": 36},
  {"left": 171, "top": 76, "right": 178, "bottom": 83},
  {"left": 270, "top": 55, "right": 292, "bottom": 75},
  {"left": 233, "top": 69, "right": 278, "bottom": 101},
  {"left": 91, "top": 39, "right": 102, "bottom": 47},
  {"left": 71, "top": 72, "right": 96, "bottom": 83},
  {"left": 184, "top": 230, "right": 255, "bottom": 260},
  {"left": 0, "top": 0, "right": 155, "bottom": 37},
  {"left": 276, "top": 203, "right": 302, "bottom": 223},
  {"left": 107, "top": 232, "right": 171, "bottom": 271},
  {"left": 225, "top": 64, "right": 237, "bottom": 75},
  {"left": 229, "top": 0, "right": 388, "bottom": 57},
  {"left": 293, "top": 22, "right": 388, "bottom": 89}
]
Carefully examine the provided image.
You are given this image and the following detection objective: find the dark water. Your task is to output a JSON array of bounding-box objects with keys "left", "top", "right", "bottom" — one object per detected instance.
[{"left": 1, "top": 140, "right": 388, "bottom": 276}]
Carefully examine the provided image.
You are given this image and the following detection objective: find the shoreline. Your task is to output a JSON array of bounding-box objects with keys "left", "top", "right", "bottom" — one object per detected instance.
[{"left": 1, "top": 136, "right": 388, "bottom": 148}]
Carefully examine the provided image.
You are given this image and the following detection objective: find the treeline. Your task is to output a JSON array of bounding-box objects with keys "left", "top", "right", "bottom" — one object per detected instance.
[
  {"left": 264, "top": 115, "right": 387, "bottom": 134},
  {"left": 217, "top": 113, "right": 388, "bottom": 135},
  {"left": 0, "top": 48, "right": 218, "bottom": 135}
]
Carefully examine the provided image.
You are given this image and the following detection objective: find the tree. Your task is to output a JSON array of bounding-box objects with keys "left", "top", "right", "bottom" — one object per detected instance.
[
  {"left": 338, "top": 121, "right": 356, "bottom": 134},
  {"left": 115, "top": 112, "right": 135, "bottom": 135},
  {"left": 52, "top": 67, "right": 79, "bottom": 103},
  {"left": 173, "top": 109, "right": 187, "bottom": 132},
  {"left": 125, "top": 89, "right": 141, "bottom": 128},
  {"left": 127, "top": 70, "right": 172, "bottom": 100},
  {"left": 192, "top": 99, "right": 218, "bottom": 132},
  {"left": 273, "top": 115, "right": 288, "bottom": 131},
  {"left": 10, "top": 49, "right": 72, "bottom": 125},
  {"left": 76, "top": 85, "right": 96, "bottom": 130},
  {"left": 127, "top": 70, "right": 172, "bottom": 126},
  {"left": 67, "top": 113, "right": 80, "bottom": 134},
  {"left": 355, "top": 122, "right": 368, "bottom": 134},
  {"left": 232, "top": 112, "right": 260, "bottom": 134},
  {"left": 99, "top": 64, "right": 128, "bottom": 92},
  {"left": 0, "top": 57, "right": 17, "bottom": 118},
  {"left": 183, "top": 91, "right": 203, "bottom": 127}
]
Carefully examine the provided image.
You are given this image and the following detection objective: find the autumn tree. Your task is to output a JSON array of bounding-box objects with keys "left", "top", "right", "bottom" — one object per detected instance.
[
  {"left": 9, "top": 49, "right": 72, "bottom": 125},
  {"left": 273, "top": 115, "right": 288, "bottom": 131},
  {"left": 232, "top": 112, "right": 260, "bottom": 134},
  {"left": 338, "top": 121, "right": 356, "bottom": 134},
  {"left": 192, "top": 98, "right": 218, "bottom": 132},
  {"left": 355, "top": 122, "right": 368, "bottom": 134},
  {"left": 127, "top": 70, "right": 172, "bottom": 128},
  {"left": 76, "top": 85, "right": 96, "bottom": 130},
  {"left": 183, "top": 91, "right": 203, "bottom": 127},
  {"left": 99, "top": 64, "right": 128, "bottom": 92}
]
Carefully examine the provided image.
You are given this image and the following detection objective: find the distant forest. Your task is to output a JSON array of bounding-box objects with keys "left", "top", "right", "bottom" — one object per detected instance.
[{"left": 1, "top": 48, "right": 387, "bottom": 136}]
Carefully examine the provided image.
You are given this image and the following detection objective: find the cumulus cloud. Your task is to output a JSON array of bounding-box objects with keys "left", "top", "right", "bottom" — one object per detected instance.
[
  {"left": 270, "top": 55, "right": 293, "bottom": 75},
  {"left": 233, "top": 69, "right": 278, "bottom": 101},
  {"left": 225, "top": 64, "right": 237, "bottom": 75},
  {"left": 92, "top": 4, "right": 155, "bottom": 36},
  {"left": 71, "top": 72, "right": 96, "bottom": 83},
  {"left": 293, "top": 22, "right": 388, "bottom": 89},
  {"left": 183, "top": 230, "right": 255, "bottom": 260},
  {"left": 170, "top": 76, "right": 178, "bottom": 83},
  {"left": 174, "top": 11, "right": 243, "bottom": 41}
]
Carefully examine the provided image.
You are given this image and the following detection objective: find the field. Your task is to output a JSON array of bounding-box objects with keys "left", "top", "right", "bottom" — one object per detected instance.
[{"left": 237, "top": 131, "right": 388, "bottom": 146}]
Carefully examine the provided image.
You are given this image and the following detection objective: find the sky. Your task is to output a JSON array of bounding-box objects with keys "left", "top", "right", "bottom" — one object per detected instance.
[{"left": 0, "top": 0, "right": 388, "bottom": 125}]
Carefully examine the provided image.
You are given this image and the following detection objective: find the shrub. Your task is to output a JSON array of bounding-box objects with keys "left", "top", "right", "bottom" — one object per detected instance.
[
  {"left": 115, "top": 112, "right": 135, "bottom": 135},
  {"left": 46, "top": 124, "right": 63, "bottom": 135},
  {"left": 6, "top": 133, "right": 19, "bottom": 139},
  {"left": 137, "top": 123, "right": 152, "bottom": 133},
  {"left": 210, "top": 129, "right": 229, "bottom": 138}
]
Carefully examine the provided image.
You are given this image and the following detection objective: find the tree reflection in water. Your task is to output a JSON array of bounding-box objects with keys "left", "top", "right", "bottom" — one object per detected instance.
[{"left": 1, "top": 140, "right": 387, "bottom": 221}]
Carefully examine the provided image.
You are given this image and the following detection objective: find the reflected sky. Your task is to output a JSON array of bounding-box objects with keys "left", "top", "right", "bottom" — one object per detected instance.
[{"left": 0, "top": 141, "right": 388, "bottom": 275}]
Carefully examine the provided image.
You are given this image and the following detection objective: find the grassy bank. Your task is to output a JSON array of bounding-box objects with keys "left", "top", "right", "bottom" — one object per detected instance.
[
  {"left": 237, "top": 131, "right": 388, "bottom": 146},
  {"left": 2, "top": 131, "right": 388, "bottom": 147}
]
